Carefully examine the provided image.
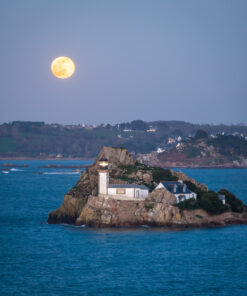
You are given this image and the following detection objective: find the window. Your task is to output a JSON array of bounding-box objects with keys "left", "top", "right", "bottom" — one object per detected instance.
[{"left": 116, "top": 188, "right": 126, "bottom": 195}]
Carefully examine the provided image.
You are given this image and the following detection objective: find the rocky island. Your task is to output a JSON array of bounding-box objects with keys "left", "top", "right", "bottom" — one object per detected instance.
[{"left": 48, "top": 147, "right": 247, "bottom": 228}]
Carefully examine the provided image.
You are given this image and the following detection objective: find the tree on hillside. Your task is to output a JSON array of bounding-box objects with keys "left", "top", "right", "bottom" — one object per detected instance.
[
  {"left": 130, "top": 120, "right": 148, "bottom": 131},
  {"left": 195, "top": 129, "right": 208, "bottom": 139}
]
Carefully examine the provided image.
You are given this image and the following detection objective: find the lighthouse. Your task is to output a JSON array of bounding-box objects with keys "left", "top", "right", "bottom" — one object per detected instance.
[{"left": 98, "top": 157, "right": 109, "bottom": 195}]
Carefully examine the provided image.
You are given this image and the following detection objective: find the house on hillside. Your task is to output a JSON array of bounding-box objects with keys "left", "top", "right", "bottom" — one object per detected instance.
[
  {"left": 155, "top": 181, "right": 197, "bottom": 203},
  {"left": 98, "top": 158, "right": 149, "bottom": 200}
]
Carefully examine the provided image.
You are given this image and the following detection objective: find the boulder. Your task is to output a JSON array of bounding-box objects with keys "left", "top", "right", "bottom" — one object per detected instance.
[{"left": 148, "top": 188, "right": 177, "bottom": 205}]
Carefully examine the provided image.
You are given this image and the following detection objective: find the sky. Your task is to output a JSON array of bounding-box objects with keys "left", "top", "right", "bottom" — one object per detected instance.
[{"left": 1, "top": 0, "right": 247, "bottom": 125}]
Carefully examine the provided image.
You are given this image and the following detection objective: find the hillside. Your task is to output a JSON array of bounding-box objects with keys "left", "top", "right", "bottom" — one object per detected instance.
[
  {"left": 144, "top": 130, "right": 247, "bottom": 168},
  {"left": 1, "top": 121, "right": 247, "bottom": 159},
  {"left": 48, "top": 147, "right": 247, "bottom": 227}
]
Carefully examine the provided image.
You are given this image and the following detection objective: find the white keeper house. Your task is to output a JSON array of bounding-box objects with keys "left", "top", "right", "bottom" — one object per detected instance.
[{"left": 98, "top": 157, "right": 149, "bottom": 200}]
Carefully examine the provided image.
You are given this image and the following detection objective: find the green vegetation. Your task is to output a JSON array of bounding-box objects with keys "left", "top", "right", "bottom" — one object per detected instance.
[
  {"left": 130, "top": 120, "right": 148, "bottom": 131},
  {"left": 190, "top": 133, "right": 247, "bottom": 159},
  {"left": 176, "top": 192, "right": 228, "bottom": 215},
  {"left": 194, "top": 129, "right": 208, "bottom": 139},
  {"left": 119, "top": 164, "right": 178, "bottom": 186},
  {"left": 210, "top": 135, "right": 247, "bottom": 158},
  {"left": 184, "top": 147, "right": 201, "bottom": 158},
  {"left": 0, "top": 137, "right": 16, "bottom": 153},
  {"left": 198, "top": 191, "right": 228, "bottom": 215},
  {"left": 144, "top": 201, "right": 155, "bottom": 210},
  {"left": 218, "top": 189, "right": 245, "bottom": 213},
  {"left": 151, "top": 167, "right": 178, "bottom": 183},
  {"left": 176, "top": 185, "right": 245, "bottom": 215},
  {"left": 176, "top": 198, "right": 200, "bottom": 211},
  {"left": 119, "top": 175, "right": 137, "bottom": 183},
  {"left": 117, "top": 163, "right": 179, "bottom": 193}
]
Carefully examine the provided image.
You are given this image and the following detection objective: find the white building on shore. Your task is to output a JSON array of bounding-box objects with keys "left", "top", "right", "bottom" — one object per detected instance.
[
  {"left": 98, "top": 157, "right": 149, "bottom": 200},
  {"left": 155, "top": 181, "right": 197, "bottom": 203}
]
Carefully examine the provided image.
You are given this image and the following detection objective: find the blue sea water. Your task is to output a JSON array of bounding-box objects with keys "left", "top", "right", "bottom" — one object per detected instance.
[{"left": 0, "top": 161, "right": 247, "bottom": 296}]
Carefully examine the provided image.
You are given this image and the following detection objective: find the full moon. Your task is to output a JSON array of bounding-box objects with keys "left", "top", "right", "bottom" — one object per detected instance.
[{"left": 51, "top": 56, "right": 75, "bottom": 79}]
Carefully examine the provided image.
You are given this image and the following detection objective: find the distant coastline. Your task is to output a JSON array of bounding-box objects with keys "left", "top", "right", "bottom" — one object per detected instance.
[
  {"left": 1, "top": 157, "right": 247, "bottom": 169},
  {"left": 1, "top": 121, "right": 247, "bottom": 161}
]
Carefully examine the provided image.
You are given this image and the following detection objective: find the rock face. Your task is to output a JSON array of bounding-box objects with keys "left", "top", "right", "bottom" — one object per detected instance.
[
  {"left": 96, "top": 146, "right": 136, "bottom": 168},
  {"left": 75, "top": 188, "right": 180, "bottom": 227},
  {"left": 48, "top": 147, "right": 139, "bottom": 224},
  {"left": 48, "top": 146, "right": 247, "bottom": 228},
  {"left": 74, "top": 188, "right": 247, "bottom": 227}
]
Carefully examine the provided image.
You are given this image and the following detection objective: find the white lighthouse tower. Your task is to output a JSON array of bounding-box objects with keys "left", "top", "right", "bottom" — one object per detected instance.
[{"left": 98, "top": 157, "right": 109, "bottom": 195}]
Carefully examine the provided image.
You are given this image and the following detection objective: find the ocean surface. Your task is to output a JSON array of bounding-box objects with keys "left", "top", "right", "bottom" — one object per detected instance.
[{"left": 0, "top": 160, "right": 247, "bottom": 296}]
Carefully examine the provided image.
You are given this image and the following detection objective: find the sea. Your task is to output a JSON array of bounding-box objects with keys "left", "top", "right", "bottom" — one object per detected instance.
[{"left": 0, "top": 160, "right": 247, "bottom": 296}]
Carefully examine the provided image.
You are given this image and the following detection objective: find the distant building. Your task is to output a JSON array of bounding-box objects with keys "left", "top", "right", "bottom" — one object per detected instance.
[
  {"left": 98, "top": 158, "right": 149, "bottom": 200},
  {"left": 50, "top": 124, "right": 60, "bottom": 128},
  {"left": 168, "top": 137, "right": 176, "bottom": 144},
  {"left": 157, "top": 147, "right": 165, "bottom": 153},
  {"left": 218, "top": 195, "right": 226, "bottom": 205},
  {"left": 155, "top": 181, "right": 197, "bottom": 202},
  {"left": 123, "top": 129, "right": 133, "bottom": 132}
]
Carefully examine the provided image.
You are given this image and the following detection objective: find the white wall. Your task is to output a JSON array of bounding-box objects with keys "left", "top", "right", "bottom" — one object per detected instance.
[
  {"left": 134, "top": 188, "right": 149, "bottom": 199},
  {"left": 108, "top": 188, "right": 134, "bottom": 198},
  {"left": 107, "top": 187, "right": 148, "bottom": 199},
  {"left": 99, "top": 171, "right": 108, "bottom": 195}
]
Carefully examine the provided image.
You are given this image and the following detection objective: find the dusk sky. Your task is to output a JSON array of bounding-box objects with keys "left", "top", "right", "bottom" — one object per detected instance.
[{"left": 1, "top": 0, "right": 247, "bottom": 125}]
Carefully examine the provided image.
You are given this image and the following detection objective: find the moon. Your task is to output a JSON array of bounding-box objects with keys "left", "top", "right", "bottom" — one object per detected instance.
[{"left": 51, "top": 56, "right": 75, "bottom": 79}]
